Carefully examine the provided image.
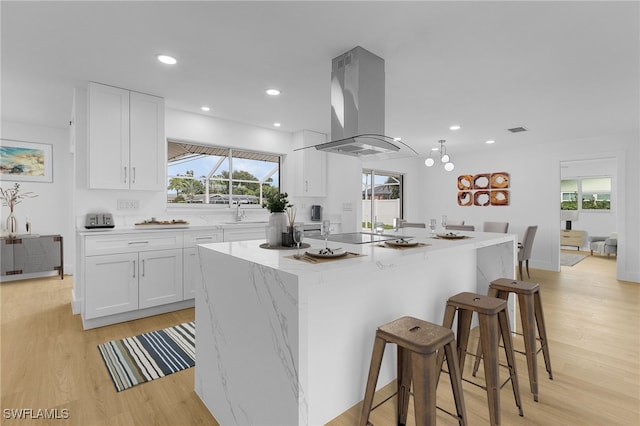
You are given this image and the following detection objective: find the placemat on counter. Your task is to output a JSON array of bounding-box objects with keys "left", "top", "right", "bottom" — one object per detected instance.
[
  {"left": 377, "top": 242, "right": 430, "bottom": 250},
  {"left": 285, "top": 252, "right": 366, "bottom": 263},
  {"left": 430, "top": 236, "right": 473, "bottom": 240},
  {"left": 260, "top": 243, "right": 310, "bottom": 250}
]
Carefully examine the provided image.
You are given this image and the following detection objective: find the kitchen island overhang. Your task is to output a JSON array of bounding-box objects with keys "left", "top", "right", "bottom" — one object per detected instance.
[{"left": 195, "top": 231, "right": 516, "bottom": 425}]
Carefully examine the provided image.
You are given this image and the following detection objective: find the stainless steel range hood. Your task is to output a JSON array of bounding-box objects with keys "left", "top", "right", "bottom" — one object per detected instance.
[{"left": 297, "top": 46, "right": 417, "bottom": 159}]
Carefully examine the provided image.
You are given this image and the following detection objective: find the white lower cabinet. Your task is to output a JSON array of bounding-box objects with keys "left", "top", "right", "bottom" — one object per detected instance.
[
  {"left": 183, "top": 230, "right": 223, "bottom": 299},
  {"left": 84, "top": 248, "right": 183, "bottom": 319},
  {"left": 78, "top": 226, "right": 256, "bottom": 328},
  {"left": 85, "top": 253, "right": 138, "bottom": 319},
  {"left": 138, "top": 248, "right": 183, "bottom": 309}
]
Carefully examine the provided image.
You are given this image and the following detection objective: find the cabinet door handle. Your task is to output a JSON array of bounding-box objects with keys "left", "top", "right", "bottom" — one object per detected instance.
[
  {"left": 195, "top": 236, "right": 214, "bottom": 241},
  {"left": 305, "top": 180, "right": 308, "bottom": 192},
  {"left": 132, "top": 167, "right": 136, "bottom": 184},
  {"left": 124, "top": 166, "right": 128, "bottom": 184},
  {"left": 128, "top": 241, "right": 149, "bottom": 245},
  {"left": 142, "top": 259, "right": 145, "bottom": 277},
  {"left": 133, "top": 260, "right": 136, "bottom": 278}
]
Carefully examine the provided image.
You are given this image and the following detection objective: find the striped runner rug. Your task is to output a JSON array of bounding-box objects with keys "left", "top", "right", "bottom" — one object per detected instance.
[{"left": 97, "top": 321, "right": 195, "bottom": 392}]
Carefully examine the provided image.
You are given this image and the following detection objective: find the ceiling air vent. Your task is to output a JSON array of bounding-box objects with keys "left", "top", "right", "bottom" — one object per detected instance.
[{"left": 507, "top": 126, "right": 528, "bottom": 133}]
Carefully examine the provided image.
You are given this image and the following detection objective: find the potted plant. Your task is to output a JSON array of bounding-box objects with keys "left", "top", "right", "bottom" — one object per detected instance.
[
  {"left": 263, "top": 192, "right": 291, "bottom": 213},
  {"left": 263, "top": 192, "right": 292, "bottom": 246}
]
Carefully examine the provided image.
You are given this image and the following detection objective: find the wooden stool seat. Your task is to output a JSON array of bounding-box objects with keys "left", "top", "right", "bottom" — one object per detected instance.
[
  {"left": 377, "top": 316, "right": 454, "bottom": 353},
  {"left": 444, "top": 291, "right": 507, "bottom": 314},
  {"left": 438, "top": 292, "right": 524, "bottom": 426},
  {"left": 473, "top": 279, "right": 553, "bottom": 402},
  {"left": 489, "top": 278, "right": 539, "bottom": 295},
  {"left": 360, "top": 316, "right": 468, "bottom": 426}
]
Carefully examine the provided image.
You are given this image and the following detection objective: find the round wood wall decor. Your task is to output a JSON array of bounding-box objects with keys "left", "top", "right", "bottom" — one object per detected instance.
[
  {"left": 457, "top": 175, "right": 473, "bottom": 190},
  {"left": 490, "top": 190, "right": 509, "bottom": 205},
  {"left": 457, "top": 191, "right": 472, "bottom": 206},
  {"left": 473, "top": 174, "right": 490, "bottom": 189},
  {"left": 473, "top": 190, "right": 491, "bottom": 206},
  {"left": 490, "top": 172, "right": 510, "bottom": 188}
]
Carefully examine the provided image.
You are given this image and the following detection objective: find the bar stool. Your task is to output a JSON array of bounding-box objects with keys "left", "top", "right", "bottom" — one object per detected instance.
[
  {"left": 360, "top": 316, "right": 468, "bottom": 426},
  {"left": 437, "top": 292, "right": 523, "bottom": 426},
  {"left": 472, "top": 278, "right": 553, "bottom": 402}
]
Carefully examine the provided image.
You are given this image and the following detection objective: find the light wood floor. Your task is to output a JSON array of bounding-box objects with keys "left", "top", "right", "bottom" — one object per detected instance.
[{"left": 1, "top": 252, "right": 638, "bottom": 425}]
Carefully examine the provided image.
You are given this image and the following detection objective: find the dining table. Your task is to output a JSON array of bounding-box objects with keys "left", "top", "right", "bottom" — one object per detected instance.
[{"left": 194, "top": 229, "right": 517, "bottom": 425}]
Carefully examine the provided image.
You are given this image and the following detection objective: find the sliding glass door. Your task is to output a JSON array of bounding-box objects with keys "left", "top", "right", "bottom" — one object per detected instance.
[{"left": 362, "top": 169, "right": 403, "bottom": 231}]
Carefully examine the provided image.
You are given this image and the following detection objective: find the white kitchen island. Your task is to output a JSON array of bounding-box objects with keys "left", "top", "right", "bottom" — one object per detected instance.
[{"left": 195, "top": 230, "right": 516, "bottom": 425}]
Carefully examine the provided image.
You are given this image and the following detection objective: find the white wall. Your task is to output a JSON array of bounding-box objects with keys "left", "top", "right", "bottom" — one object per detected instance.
[
  {"left": 324, "top": 154, "right": 361, "bottom": 233},
  {"left": 1, "top": 121, "right": 74, "bottom": 275},
  {"left": 416, "top": 132, "right": 639, "bottom": 282}
]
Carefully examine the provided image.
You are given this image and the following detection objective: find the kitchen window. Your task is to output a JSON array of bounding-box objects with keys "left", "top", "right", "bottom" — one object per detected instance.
[
  {"left": 362, "top": 169, "right": 403, "bottom": 231},
  {"left": 167, "top": 140, "right": 281, "bottom": 207}
]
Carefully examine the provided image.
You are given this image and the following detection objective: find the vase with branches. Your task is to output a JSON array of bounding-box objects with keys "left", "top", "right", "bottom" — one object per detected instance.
[{"left": 1, "top": 183, "right": 37, "bottom": 237}]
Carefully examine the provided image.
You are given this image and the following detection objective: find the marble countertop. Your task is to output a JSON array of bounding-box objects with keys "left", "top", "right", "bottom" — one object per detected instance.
[
  {"left": 198, "top": 230, "right": 517, "bottom": 276},
  {"left": 76, "top": 220, "right": 333, "bottom": 235},
  {"left": 76, "top": 221, "right": 273, "bottom": 235}
]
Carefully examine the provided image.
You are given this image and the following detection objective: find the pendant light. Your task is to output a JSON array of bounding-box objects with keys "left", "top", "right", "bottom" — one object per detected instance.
[{"left": 425, "top": 140, "right": 455, "bottom": 171}]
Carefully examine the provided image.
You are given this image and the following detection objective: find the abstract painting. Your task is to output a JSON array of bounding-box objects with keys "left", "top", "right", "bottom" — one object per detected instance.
[{"left": 0, "top": 139, "right": 53, "bottom": 182}]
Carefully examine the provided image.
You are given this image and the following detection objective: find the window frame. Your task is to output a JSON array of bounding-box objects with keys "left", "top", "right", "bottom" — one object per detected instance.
[
  {"left": 166, "top": 139, "right": 282, "bottom": 210},
  {"left": 362, "top": 168, "right": 404, "bottom": 231},
  {"left": 560, "top": 176, "right": 612, "bottom": 212}
]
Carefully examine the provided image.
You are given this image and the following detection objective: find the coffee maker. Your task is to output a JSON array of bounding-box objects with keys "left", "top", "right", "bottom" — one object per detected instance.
[{"left": 311, "top": 205, "right": 322, "bottom": 221}]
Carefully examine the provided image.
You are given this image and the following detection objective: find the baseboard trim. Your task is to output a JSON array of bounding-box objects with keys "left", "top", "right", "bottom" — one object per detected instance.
[{"left": 81, "top": 299, "right": 195, "bottom": 329}]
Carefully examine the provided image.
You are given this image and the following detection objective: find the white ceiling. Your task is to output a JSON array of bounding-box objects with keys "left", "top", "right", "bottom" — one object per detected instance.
[{"left": 2, "top": 1, "right": 638, "bottom": 156}]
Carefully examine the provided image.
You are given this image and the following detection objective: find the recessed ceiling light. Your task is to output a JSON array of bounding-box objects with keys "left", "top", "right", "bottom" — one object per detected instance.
[
  {"left": 201, "top": 106, "right": 211, "bottom": 112},
  {"left": 273, "top": 122, "right": 281, "bottom": 127},
  {"left": 485, "top": 140, "right": 495, "bottom": 144},
  {"left": 266, "top": 89, "right": 281, "bottom": 96},
  {"left": 393, "top": 137, "right": 402, "bottom": 141},
  {"left": 156, "top": 54, "right": 177, "bottom": 65},
  {"left": 449, "top": 125, "right": 461, "bottom": 131}
]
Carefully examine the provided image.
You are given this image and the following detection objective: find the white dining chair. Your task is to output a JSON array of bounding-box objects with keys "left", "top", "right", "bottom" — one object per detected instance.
[{"left": 483, "top": 221, "right": 509, "bottom": 233}]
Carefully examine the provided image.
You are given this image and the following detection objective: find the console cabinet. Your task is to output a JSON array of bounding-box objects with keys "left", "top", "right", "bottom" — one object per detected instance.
[
  {"left": 561, "top": 229, "right": 585, "bottom": 249},
  {"left": 1, "top": 235, "right": 63, "bottom": 280}
]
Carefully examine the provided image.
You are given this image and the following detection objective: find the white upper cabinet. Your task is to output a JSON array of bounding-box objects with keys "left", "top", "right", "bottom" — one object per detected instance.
[
  {"left": 291, "top": 130, "right": 327, "bottom": 197},
  {"left": 129, "top": 91, "right": 165, "bottom": 190},
  {"left": 88, "top": 82, "right": 165, "bottom": 190}
]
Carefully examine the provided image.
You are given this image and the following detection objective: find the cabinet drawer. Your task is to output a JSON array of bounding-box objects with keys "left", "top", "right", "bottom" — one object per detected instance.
[
  {"left": 223, "top": 227, "right": 265, "bottom": 242},
  {"left": 561, "top": 230, "right": 584, "bottom": 246},
  {"left": 85, "top": 232, "right": 183, "bottom": 256},
  {"left": 183, "top": 229, "right": 222, "bottom": 247}
]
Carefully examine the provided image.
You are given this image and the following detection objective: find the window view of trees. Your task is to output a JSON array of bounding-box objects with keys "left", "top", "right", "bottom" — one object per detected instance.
[{"left": 167, "top": 141, "right": 281, "bottom": 206}]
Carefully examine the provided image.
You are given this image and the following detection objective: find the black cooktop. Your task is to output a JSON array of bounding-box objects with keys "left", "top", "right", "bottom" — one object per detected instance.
[{"left": 307, "top": 232, "right": 409, "bottom": 245}]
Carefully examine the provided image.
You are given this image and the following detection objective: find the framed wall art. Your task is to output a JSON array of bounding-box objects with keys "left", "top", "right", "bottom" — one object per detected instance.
[
  {"left": 0, "top": 139, "right": 53, "bottom": 183},
  {"left": 457, "top": 171, "right": 510, "bottom": 206}
]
